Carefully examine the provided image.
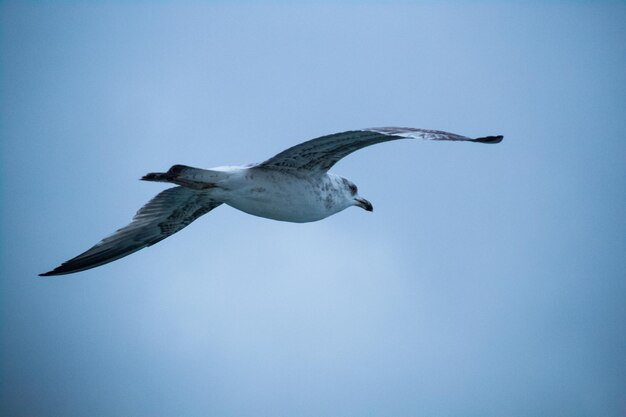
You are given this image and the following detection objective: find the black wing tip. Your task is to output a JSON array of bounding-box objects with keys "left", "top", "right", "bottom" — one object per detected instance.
[
  {"left": 39, "top": 268, "right": 66, "bottom": 277},
  {"left": 473, "top": 135, "right": 504, "bottom": 144},
  {"left": 39, "top": 263, "right": 81, "bottom": 276}
]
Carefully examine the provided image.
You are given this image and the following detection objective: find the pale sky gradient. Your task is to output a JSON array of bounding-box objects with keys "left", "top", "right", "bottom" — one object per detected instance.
[{"left": 1, "top": 2, "right": 625, "bottom": 416}]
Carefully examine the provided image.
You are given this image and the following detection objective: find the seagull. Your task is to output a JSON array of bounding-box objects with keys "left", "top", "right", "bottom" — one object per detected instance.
[{"left": 40, "top": 127, "right": 502, "bottom": 276}]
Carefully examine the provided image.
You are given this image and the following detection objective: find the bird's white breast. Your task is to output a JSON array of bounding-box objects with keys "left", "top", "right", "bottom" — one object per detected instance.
[{"left": 221, "top": 168, "right": 349, "bottom": 223}]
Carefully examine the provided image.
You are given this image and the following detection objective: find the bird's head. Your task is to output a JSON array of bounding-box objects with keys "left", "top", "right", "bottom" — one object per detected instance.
[{"left": 342, "top": 178, "right": 373, "bottom": 212}]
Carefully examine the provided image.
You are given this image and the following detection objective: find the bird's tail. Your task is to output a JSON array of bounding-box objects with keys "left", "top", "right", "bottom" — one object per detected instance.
[{"left": 141, "top": 164, "right": 229, "bottom": 190}]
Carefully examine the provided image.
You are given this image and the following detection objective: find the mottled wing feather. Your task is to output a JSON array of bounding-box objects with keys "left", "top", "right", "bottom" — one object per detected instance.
[
  {"left": 259, "top": 127, "right": 502, "bottom": 173},
  {"left": 40, "top": 186, "right": 222, "bottom": 276},
  {"left": 258, "top": 130, "right": 397, "bottom": 172}
]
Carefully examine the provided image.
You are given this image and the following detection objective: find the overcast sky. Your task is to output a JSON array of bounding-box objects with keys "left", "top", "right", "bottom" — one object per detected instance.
[{"left": 1, "top": 2, "right": 625, "bottom": 416}]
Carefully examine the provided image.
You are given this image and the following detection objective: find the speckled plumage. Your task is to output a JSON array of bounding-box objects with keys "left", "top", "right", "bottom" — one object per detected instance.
[{"left": 40, "top": 127, "right": 502, "bottom": 276}]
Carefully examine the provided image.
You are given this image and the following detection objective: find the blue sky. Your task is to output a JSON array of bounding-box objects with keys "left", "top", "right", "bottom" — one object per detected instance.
[{"left": 1, "top": 2, "right": 625, "bottom": 416}]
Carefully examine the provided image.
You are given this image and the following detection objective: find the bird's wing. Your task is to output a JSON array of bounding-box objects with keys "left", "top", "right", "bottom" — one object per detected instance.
[
  {"left": 40, "top": 186, "right": 222, "bottom": 276},
  {"left": 258, "top": 127, "right": 503, "bottom": 173}
]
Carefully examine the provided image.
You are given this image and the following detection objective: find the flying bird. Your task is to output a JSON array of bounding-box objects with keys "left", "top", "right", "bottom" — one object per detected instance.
[{"left": 40, "top": 127, "right": 503, "bottom": 276}]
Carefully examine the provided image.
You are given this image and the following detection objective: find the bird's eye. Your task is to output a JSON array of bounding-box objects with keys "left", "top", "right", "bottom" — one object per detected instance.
[{"left": 349, "top": 184, "right": 357, "bottom": 195}]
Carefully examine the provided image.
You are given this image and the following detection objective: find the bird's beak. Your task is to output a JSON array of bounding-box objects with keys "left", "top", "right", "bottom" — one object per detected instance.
[{"left": 355, "top": 197, "right": 373, "bottom": 212}]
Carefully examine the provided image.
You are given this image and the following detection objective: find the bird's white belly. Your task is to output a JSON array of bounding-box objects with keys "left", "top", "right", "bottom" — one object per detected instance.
[{"left": 222, "top": 170, "right": 343, "bottom": 223}]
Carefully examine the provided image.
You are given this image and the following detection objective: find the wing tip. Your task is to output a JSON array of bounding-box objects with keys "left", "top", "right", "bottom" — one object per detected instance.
[
  {"left": 39, "top": 262, "right": 83, "bottom": 276},
  {"left": 473, "top": 135, "right": 504, "bottom": 144},
  {"left": 39, "top": 268, "right": 66, "bottom": 277}
]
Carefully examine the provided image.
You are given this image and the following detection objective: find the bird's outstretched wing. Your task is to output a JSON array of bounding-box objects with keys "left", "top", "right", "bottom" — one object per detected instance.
[
  {"left": 40, "top": 187, "right": 222, "bottom": 276},
  {"left": 258, "top": 127, "right": 503, "bottom": 173}
]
